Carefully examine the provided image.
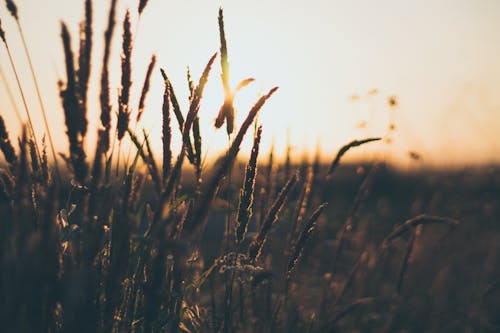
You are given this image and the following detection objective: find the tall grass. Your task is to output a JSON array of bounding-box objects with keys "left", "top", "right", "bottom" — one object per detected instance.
[
  {"left": 0, "top": 1, "right": 475, "bottom": 332},
  {"left": 5, "top": 0, "right": 62, "bottom": 182}
]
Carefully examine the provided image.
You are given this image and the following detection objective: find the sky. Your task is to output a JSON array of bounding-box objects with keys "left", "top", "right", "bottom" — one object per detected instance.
[{"left": 0, "top": 0, "right": 499, "bottom": 169}]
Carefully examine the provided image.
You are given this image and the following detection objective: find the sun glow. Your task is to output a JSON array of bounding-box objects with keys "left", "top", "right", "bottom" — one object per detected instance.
[{"left": 1, "top": 0, "right": 500, "bottom": 168}]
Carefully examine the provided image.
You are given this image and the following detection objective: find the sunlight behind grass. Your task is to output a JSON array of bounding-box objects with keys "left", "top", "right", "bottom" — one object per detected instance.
[{"left": 1, "top": 0, "right": 500, "bottom": 167}]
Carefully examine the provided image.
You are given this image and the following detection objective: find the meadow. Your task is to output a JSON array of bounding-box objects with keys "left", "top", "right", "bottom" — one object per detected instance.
[{"left": 1, "top": 0, "right": 499, "bottom": 332}]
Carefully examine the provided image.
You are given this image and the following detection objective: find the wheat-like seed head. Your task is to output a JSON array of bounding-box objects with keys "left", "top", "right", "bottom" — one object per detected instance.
[
  {"left": 287, "top": 203, "right": 327, "bottom": 277},
  {"left": 236, "top": 125, "right": 262, "bottom": 245},
  {"left": 117, "top": 10, "right": 133, "bottom": 141},
  {"left": 5, "top": 0, "right": 18, "bottom": 20},
  {"left": 161, "top": 76, "right": 172, "bottom": 181},
  {"left": 77, "top": 0, "right": 93, "bottom": 112},
  {"left": 138, "top": 0, "right": 150, "bottom": 15},
  {"left": 249, "top": 171, "right": 297, "bottom": 261},
  {"left": 0, "top": 115, "right": 16, "bottom": 165},
  {"left": 137, "top": 54, "right": 156, "bottom": 123},
  {"left": 0, "top": 18, "right": 5, "bottom": 43}
]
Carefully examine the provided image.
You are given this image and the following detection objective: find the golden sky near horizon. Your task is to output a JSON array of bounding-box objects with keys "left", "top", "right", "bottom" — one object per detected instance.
[{"left": 0, "top": 0, "right": 499, "bottom": 168}]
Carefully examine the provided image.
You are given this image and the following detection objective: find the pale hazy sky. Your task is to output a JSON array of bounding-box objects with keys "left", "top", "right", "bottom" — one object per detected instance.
[{"left": 1, "top": 0, "right": 499, "bottom": 168}]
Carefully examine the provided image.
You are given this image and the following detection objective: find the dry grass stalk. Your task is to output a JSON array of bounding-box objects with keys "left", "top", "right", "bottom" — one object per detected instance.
[
  {"left": 180, "top": 52, "right": 217, "bottom": 170},
  {"left": 77, "top": 0, "right": 92, "bottom": 111},
  {"left": 235, "top": 78, "right": 255, "bottom": 92},
  {"left": 236, "top": 125, "right": 262, "bottom": 245},
  {"left": 331, "top": 251, "right": 365, "bottom": 310},
  {"left": 90, "top": 140, "right": 104, "bottom": 186},
  {"left": 16, "top": 126, "right": 29, "bottom": 191},
  {"left": 312, "top": 141, "right": 321, "bottom": 182},
  {"left": 0, "top": 115, "right": 17, "bottom": 166},
  {"left": 331, "top": 162, "right": 378, "bottom": 274},
  {"left": 189, "top": 67, "right": 202, "bottom": 182},
  {"left": 215, "top": 8, "right": 232, "bottom": 134},
  {"left": 142, "top": 129, "right": 161, "bottom": 192},
  {"left": 0, "top": 64, "right": 22, "bottom": 124},
  {"left": 98, "top": 0, "right": 118, "bottom": 153},
  {"left": 117, "top": 10, "right": 133, "bottom": 141},
  {"left": 248, "top": 170, "right": 297, "bottom": 261},
  {"left": 92, "top": 0, "right": 117, "bottom": 184},
  {"left": 287, "top": 203, "right": 327, "bottom": 276},
  {"left": 259, "top": 143, "right": 275, "bottom": 226},
  {"left": 126, "top": 128, "right": 160, "bottom": 193},
  {"left": 143, "top": 243, "right": 167, "bottom": 333},
  {"left": 0, "top": 18, "right": 4, "bottom": 41},
  {"left": 185, "top": 87, "right": 278, "bottom": 237},
  {"left": 193, "top": 115, "right": 202, "bottom": 181},
  {"left": 327, "top": 137, "right": 381, "bottom": 176},
  {"left": 0, "top": 17, "right": 40, "bottom": 164},
  {"left": 171, "top": 201, "right": 192, "bottom": 239},
  {"left": 105, "top": 159, "right": 135, "bottom": 330},
  {"left": 28, "top": 139, "right": 39, "bottom": 175},
  {"left": 187, "top": 66, "right": 195, "bottom": 100},
  {"left": 219, "top": 8, "right": 229, "bottom": 92},
  {"left": 151, "top": 146, "right": 185, "bottom": 235},
  {"left": 137, "top": 54, "right": 156, "bottom": 123},
  {"left": 216, "top": 82, "right": 251, "bottom": 132},
  {"left": 162, "top": 78, "right": 172, "bottom": 181},
  {"left": 41, "top": 136, "right": 48, "bottom": 182},
  {"left": 5, "top": 0, "right": 18, "bottom": 20},
  {"left": 138, "top": 0, "right": 150, "bottom": 16},
  {"left": 215, "top": 8, "right": 254, "bottom": 135},
  {"left": 284, "top": 136, "right": 291, "bottom": 181},
  {"left": 185, "top": 53, "right": 218, "bottom": 140},
  {"left": 396, "top": 230, "right": 416, "bottom": 294},
  {"left": 60, "top": 22, "right": 88, "bottom": 183},
  {"left": 161, "top": 69, "right": 184, "bottom": 132},
  {"left": 160, "top": 68, "right": 195, "bottom": 164},
  {"left": 294, "top": 166, "right": 314, "bottom": 220},
  {"left": 151, "top": 55, "right": 218, "bottom": 235},
  {"left": 383, "top": 214, "right": 459, "bottom": 246},
  {"left": 6, "top": 0, "right": 62, "bottom": 181},
  {"left": 290, "top": 165, "right": 313, "bottom": 239}
]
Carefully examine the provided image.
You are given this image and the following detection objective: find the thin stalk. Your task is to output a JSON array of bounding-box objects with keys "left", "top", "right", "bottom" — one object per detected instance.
[
  {"left": 0, "top": 64, "right": 22, "bottom": 124},
  {"left": 224, "top": 137, "right": 232, "bottom": 252},
  {"left": 15, "top": 19, "right": 61, "bottom": 182},
  {"left": 331, "top": 162, "right": 378, "bottom": 275},
  {"left": 1, "top": 34, "right": 41, "bottom": 165}
]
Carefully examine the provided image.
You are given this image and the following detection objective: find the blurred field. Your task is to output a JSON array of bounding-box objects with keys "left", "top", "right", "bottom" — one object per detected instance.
[
  {"left": 193, "top": 161, "right": 500, "bottom": 331},
  {"left": 280, "top": 163, "right": 500, "bottom": 332}
]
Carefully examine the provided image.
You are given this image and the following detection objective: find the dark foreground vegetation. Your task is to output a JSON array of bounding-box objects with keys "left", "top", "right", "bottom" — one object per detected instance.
[{"left": 1, "top": 0, "right": 499, "bottom": 332}]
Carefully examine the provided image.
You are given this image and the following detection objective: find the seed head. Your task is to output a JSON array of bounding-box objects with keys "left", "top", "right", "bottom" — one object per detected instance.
[
  {"left": 138, "top": 0, "right": 149, "bottom": 15},
  {"left": 5, "top": 0, "right": 18, "bottom": 20},
  {"left": 0, "top": 18, "right": 6, "bottom": 43}
]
